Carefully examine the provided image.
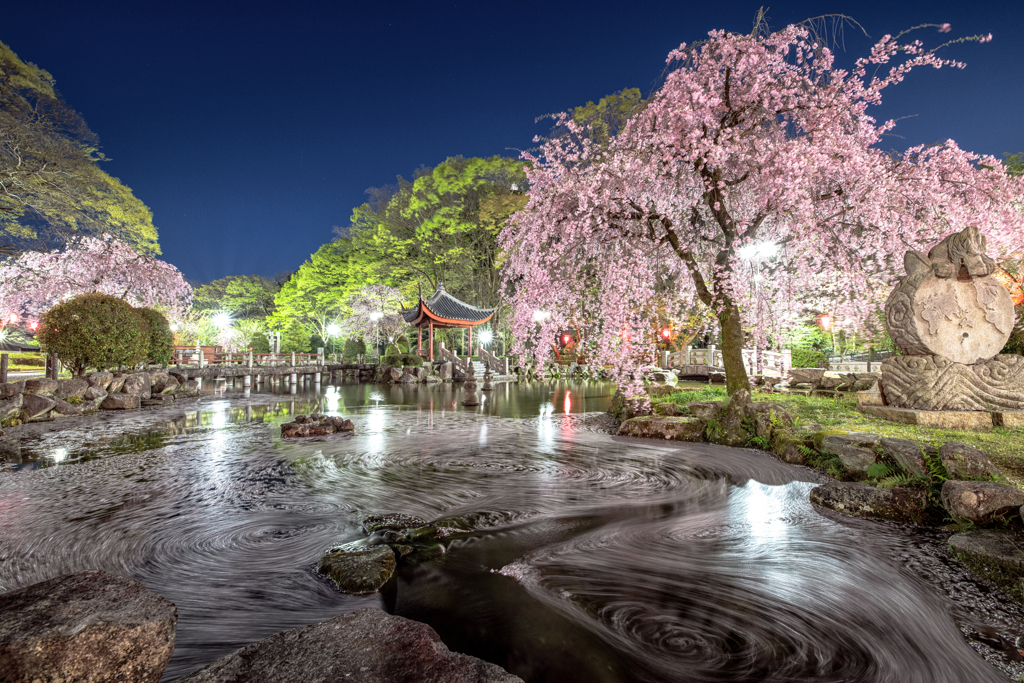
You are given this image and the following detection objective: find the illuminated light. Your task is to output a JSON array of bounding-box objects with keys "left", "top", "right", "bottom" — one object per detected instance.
[
  {"left": 212, "top": 312, "right": 232, "bottom": 329},
  {"left": 819, "top": 314, "right": 834, "bottom": 331},
  {"left": 561, "top": 333, "right": 572, "bottom": 346},
  {"left": 326, "top": 323, "right": 341, "bottom": 337},
  {"left": 169, "top": 321, "right": 179, "bottom": 332},
  {"left": 6, "top": 312, "right": 17, "bottom": 324},
  {"left": 28, "top": 321, "right": 38, "bottom": 331},
  {"left": 369, "top": 311, "right": 383, "bottom": 321},
  {"left": 993, "top": 268, "right": 1024, "bottom": 306},
  {"left": 478, "top": 329, "right": 494, "bottom": 345},
  {"left": 660, "top": 327, "right": 671, "bottom": 339},
  {"left": 564, "top": 390, "right": 572, "bottom": 414},
  {"left": 737, "top": 241, "right": 780, "bottom": 261},
  {"left": 531, "top": 310, "right": 551, "bottom": 323}
]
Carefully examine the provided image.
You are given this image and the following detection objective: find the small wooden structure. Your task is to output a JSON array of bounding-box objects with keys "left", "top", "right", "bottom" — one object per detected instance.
[{"left": 402, "top": 283, "right": 495, "bottom": 361}]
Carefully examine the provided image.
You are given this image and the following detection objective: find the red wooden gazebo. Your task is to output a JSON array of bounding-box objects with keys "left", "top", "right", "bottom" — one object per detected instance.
[{"left": 402, "top": 283, "right": 495, "bottom": 360}]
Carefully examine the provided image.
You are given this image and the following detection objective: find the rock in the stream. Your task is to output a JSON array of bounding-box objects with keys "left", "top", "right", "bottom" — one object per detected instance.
[
  {"left": 175, "top": 607, "right": 522, "bottom": 683},
  {"left": 941, "top": 481, "right": 1024, "bottom": 524},
  {"left": 363, "top": 514, "right": 430, "bottom": 534},
  {"left": 0, "top": 570, "right": 177, "bottom": 683},
  {"left": 617, "top": 416, "right": 704, "bottom": 442},
  {"left": 282, "top": 414, "right": 354, "bottom": 437},
  {"left": 101, "top": 393, "right": 141, "bottom": 411},
  {"left": 317, "top": 543, "right": 397, "bottom": 595},
  {"left": 948, "top": 530, "right": 1024, "bottom": 591},
  {"left": 809, "top": 482, "right": 927, "bottom": 524}
]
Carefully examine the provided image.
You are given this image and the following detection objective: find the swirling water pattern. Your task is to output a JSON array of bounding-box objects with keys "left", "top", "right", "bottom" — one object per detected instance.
[{"left": 0, "top": 380, "right": 1021, "bottom": 682}]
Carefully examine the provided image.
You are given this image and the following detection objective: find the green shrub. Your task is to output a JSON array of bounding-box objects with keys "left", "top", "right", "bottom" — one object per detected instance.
[
  {"left": 37, "top": 293, "right": 145, "bottom": 377},
  {"left": 383, "top": 345, "right": 402, "bottom": 361},
  {"left": 400, "top": 353, "right": 424, "bottom": 367},
  {"left": 135, "top": 307, "right": 173, "bottom": 366},
  {"left": 791, "top": 348, "right": 827, "bottom": 368},
  {"left": 8, "top": 352, "right": 45, "bottom": 367},
  {"left": 343, "top": 337, "right": 366, "bottom": 356}
]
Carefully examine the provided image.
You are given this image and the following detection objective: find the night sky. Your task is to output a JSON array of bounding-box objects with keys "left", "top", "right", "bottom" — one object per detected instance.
[{"left": 4, "top": 1, "right": 1022, "bottom": 283}]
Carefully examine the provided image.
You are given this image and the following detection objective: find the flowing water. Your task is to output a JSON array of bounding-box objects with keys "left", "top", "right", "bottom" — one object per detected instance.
[{"left": 1, "top": 379, "right": 1023, "bottom": 682}]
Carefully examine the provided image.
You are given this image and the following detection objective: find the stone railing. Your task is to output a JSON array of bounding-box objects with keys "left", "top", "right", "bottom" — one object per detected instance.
[
  {"left": 477, "top": 347, "right": 509, "bottom": 375},
  {"left": 661, "top": 346, "right": 791, "bottom": 376},
  {"left": 437, "top": 343, "right": 469, "bottom": 375}
]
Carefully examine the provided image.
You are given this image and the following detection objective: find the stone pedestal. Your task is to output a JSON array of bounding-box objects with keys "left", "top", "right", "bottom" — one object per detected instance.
[
  {"left": 880, "top": 354, "right": 1024, "bottom": 411},
  {"left": 481, "top": 366, "right": 493, "bottom": 391},
  {"left": 461, "top": 365, "right": 479, "bottom": 406}
]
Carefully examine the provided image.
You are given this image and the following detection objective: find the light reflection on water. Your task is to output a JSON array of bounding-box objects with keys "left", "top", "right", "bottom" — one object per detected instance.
[{"left": 0, "top": 379, "right": 1022, "bottom": 682}]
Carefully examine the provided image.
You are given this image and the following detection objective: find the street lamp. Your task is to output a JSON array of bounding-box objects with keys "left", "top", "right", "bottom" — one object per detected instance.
[
  {"left": 212, "top": 312, "right": 231, "bottom": 330},
  {"left": 326, "top": 323, "right": 341, "bottom": 356},
  {"left": 369, "top": 311, "right": 382, "bottom": 361}
]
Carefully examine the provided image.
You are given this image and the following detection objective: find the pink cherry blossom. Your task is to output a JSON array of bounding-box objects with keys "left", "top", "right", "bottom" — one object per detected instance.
[{"left": 500, "top": 24, "right": 1022, "bottom": 397}]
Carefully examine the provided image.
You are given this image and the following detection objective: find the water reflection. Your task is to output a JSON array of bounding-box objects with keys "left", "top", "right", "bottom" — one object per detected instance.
[{"left": 0, "top": 379, "right": 1020, "bottom": 683}]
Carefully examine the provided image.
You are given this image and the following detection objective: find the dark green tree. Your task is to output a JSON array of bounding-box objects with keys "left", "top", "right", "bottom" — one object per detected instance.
[
  {"left": 135, "top": 307, "right": 174, "bottom": 365},
  {"left": 37, "top": 292, "right": 145, "bottom": 376}
]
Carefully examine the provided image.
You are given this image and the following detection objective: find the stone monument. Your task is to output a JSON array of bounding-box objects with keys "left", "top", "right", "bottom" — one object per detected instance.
[
  {"left": 460, "top": 362, "right": 480, "bottom": 406},
  {"left": 481, "top": 364, "right": 494, "bottom": 392},
  {"left": 881, "top": 226, "right": 1023, "bottom": 412}
]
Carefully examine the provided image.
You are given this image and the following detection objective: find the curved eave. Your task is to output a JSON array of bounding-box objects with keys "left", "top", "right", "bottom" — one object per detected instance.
[{"left": 405, "top": 300, "right": 494, "bottom": 328}]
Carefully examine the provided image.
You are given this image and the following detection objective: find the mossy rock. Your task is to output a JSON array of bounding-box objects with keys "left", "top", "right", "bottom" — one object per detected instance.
[
  {"left": 362, "top": 514, "right": 429, "bottom": 534},
  {"left": 317, "top": 544, "right": 396, "bottom": 595},
  {"left": 770, "top": 431, "right": 808, "bottom": 465},
  {"left": 948, "top": 530, "right": 1024, "bottom": 601},
  {"left": 813, "top": 429, "right": 851, "bottom": 451},
  {"left": 617, "top": 416, "right": 704, "bottom": 442}
]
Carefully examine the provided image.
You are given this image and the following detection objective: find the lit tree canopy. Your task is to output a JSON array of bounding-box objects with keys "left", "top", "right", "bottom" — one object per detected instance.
[{"left": 502, "top": 22, "right": 1023, "bottom": 395}]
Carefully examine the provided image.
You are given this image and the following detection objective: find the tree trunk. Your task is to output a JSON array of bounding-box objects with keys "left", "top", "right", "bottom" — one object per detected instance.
[{"left": 717, "top": 296, "right": 751, "bottom": 395}]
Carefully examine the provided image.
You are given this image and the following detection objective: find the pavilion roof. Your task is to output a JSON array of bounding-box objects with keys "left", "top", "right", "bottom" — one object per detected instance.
[{"left": 402, "top": 283, "right": 495, "bottom": 328}]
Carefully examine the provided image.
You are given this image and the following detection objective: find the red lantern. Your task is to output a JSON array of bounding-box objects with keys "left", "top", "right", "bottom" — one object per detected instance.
[
  {"left": 819, "top": 314, "right": 834, "bottom": 331},
  {"left": 659, "top": 327, "right": 671, "bottom": 340}
]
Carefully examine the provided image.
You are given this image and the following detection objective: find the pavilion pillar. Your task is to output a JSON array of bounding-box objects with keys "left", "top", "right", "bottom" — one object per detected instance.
[
  {"left": 418, "top": 327, "right": 423, "bottom": 354},
  {"left": 428, "top": 322, "right": 434, "bottom": 361},
  {"left": 468, "top": 326, "right": 472, "bottom": 359}
]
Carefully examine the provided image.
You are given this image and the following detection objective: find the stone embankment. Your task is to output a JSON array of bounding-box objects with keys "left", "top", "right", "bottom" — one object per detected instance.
[
  {"left": 0, "top": 570, "right": 522, "bottom": 683},
  {"left": 0, "top": 370, "right": 200, "bottom": 429},
  {"left": 612, "top": 385, "right": 1024, "bottom": 597}
]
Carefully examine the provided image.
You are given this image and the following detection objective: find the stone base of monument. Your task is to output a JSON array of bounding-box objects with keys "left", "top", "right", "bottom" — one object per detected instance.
[
  {"left": 879, "top": 354, "right": 1024, "bottom": 412},
  {"left": 858, "top": 404, "right": 995, "bottom": 432}
]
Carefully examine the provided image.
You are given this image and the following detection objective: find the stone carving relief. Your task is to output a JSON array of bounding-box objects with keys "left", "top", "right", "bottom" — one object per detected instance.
[
  {"left": 885, "top": 227, "right": 1014, "bottom": 365},
  {"left": 882, "top": 227, "right": 1021, "bottom": 411}
]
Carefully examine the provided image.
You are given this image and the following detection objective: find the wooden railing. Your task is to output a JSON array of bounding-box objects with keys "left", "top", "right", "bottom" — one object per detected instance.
[
  {"left": 477, "top": 347, "right": 509, "bottom": 375},
  {"left": 437, "top": 342, "right": 469, "bottom": 375}
]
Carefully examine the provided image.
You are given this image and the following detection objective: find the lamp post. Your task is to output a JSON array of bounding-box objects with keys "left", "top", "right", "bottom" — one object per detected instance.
[
  {"left": 738, "top": 241, "right": 779, "bottom": 376},
  {"left": 326, "top": 323, "right": 341, "bottom": 358},
  {"left": 369, "top": 311, "right": 382, "bottom": 362}
]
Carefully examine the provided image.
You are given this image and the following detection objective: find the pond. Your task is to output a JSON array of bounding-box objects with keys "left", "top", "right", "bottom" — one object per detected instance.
[{"left": 1, "top": 379, "right": 1022, "bottom": 682}]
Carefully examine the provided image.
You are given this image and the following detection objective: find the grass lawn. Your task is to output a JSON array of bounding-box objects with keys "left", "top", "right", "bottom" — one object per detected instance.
[{"left": 655, "top": 384, "right": 1024, "bottom": 482}]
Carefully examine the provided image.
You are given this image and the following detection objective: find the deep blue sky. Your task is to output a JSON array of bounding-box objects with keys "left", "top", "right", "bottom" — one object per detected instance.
[{"left": 4, "top": 1, "right": 1022, "bottom": 283}]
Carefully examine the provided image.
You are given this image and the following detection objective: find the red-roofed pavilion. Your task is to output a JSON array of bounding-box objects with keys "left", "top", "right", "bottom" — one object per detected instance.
[{"left": 402, "top": 283, "right": 495, "bottom": 360}]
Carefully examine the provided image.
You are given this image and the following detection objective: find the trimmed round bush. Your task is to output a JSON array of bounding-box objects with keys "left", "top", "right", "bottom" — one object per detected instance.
[
  {"left": 38, "top": 293, "right": 145, "bottom": 377},
  {"left": 400, "top": 353, "right": 424, "bottom": 367},
  {"left": 135, "top": 307, "right": 174, "bottom": 366}
]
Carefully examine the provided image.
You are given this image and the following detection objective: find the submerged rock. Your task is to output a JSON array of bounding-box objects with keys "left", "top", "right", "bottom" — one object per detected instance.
[
  {"left": 176, "top": 607, "right": 523, "bottom": 683},
  {"left": 809, "top": 482, "right": 927, "bottom": 524},
  {"left": 948, "top": 530, "right": 1024, "bottom": 594},
  {"left": 318, "top": 543, "right": 397, "bottom": 595},
  {"left": 282, "top": 414, "right": 355, "bottom": 437},
  {"left": 0, "top": 570, "right": 177, "bottom": 683},
  {"left": 363, "top": 514, "right": 430, "bottom": 534}
]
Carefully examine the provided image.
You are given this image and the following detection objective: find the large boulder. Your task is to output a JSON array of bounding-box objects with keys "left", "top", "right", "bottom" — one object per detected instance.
[
  {"left": 819, "top": 434, "right": 879, "bottom": 477},
  {"left": 770, "top": 431, "right": 808, "bottom": 465},
  {"left": 948, "top": 530, "right": 1024, "bottom": 590},
  {"left": 176, "top": 607, "right": 522, "bottom": 683},
  {"left": 0, "top": 381, "right": 24, "bottom": 399},
  {"left": 51, "top": 399, "right": 83, "bottom": 417},
  {"left": 438, "top": 362, "right": 453, "bottom": 381},
  {"left": 617, "top": 416, "right": 704, "bottom": 442},
  {"left": 717, "top": 389, "right": 753, "bottom": 447},
  {"left": 101, "top": 394, "right": 141, "bottom": 411},
  {"left": 686, "top": 401, "right": 722, "bottom": 422},
  {"left": 317, "top": 544, "right": 397, "bottom": 595},
  {"left": 809, "top": 482, "right": 927, "bottom": 524},
  {"left": 939, "top": 442, "right": 1001, "bottom": 480},
  {"left": 85, "top": 385, "right": 108, "bottom": 401},
  {"left": 746, "top": 402, "right": 793, "bottom": 439},
  {"left": 879, "top": 438, "right": 929, "bottom": 477},
  {"left": 386, "top": 367, "right": 403, "bottom": 383},
  {"left": 107, "top": 374, "right": 128, "bottom": 393},
  {"left": 941, "top": 481, "right": 1024, "bottom": 524},
  {"left": 21, "top": 393, "right": 56, "bottom": 421},
  {"left": 122, "top": 372, "right": 152, "bottom": 398},
  {"left": 152, "top": 376, "right": 179, "bottom": 395},
  {"left": 23, "top": 378, "right": 59, "bottom": 396},
  {"left": 0, "top": 394, "right": 23, "bottom": 423},
  {"left": 85, "top": 371, "right": 114, "bottom": 390},
  {"left": 788, "top": 368, "right": 825, "bottom": 385},
  {"left": 55, "top": 379, "right": 89, "bottom": 400},
  {"left": 0, "top": 570, "right": 176, "bottom": 683}
]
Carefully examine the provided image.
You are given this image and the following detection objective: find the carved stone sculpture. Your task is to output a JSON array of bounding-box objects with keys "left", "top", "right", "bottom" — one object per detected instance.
[{"left": 881, "top": 227, "right": 1022, "bottom": 410}]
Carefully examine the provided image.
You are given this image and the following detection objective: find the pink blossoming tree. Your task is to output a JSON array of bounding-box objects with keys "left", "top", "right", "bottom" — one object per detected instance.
[
  {"left": 501, "top": 22, "right": 1023, "bottom": 395},
  {"left": 0, "top": 234, "right": 193, "bottom": 326}
]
